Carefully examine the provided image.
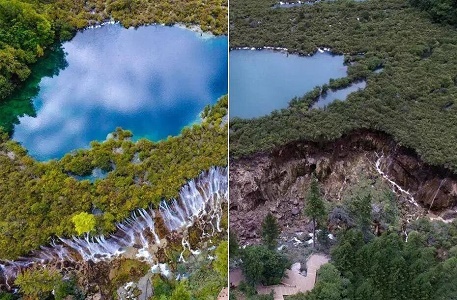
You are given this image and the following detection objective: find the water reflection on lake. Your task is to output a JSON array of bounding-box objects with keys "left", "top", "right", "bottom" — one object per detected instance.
[
  {"left": 11, "top": 24, "right": 228, "bottom": 160},
  {"left": 312, "top": 81, "right": 366, "bottom": 109}
]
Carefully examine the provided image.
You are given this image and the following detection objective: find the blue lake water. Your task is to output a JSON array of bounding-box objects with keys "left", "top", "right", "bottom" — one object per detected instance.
[
  {"left": 70, "top": 168, "right": 109, "bottom": 182},
  {"left": 229, "top": 50, "right": 347, "bottom": 118},
  {"left": 12, "top": 25, "right": 228, "bottom": 160},
  {"left": 312, "top": 81, "right": 366, "bottom": 109}
]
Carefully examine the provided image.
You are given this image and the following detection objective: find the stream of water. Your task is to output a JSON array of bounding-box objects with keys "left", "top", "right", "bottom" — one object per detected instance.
[{"left": 0, "top": 166, "right": 228, "bottom": 290}]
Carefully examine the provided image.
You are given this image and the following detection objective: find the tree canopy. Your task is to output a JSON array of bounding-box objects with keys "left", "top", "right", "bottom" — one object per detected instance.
[
  {"left": 241, "top": 245, "right": 290, "bottom": 286},
  {"left": 304, "top": 176, "right": 326, "bottom": 246},
  {"left": 261, "top": 213, "right": 280, "bottom": 250},
  {"left": 229, "top": 0, "right": 457, "bottom": 172},
  {"left": 214, "top": 240, "right": 228, "bottom": 278},
  {"left": 15, "top": 268, "right": 62, "bottom": 299},
  {"left": 71, "top": 212, "right": 96, "bottom": 235},
  {"left": 0, "top": 96, "right": 227, "bottom": 259},
  {"left": 0, "top": 0, "right": 227, "bottom": 102}
]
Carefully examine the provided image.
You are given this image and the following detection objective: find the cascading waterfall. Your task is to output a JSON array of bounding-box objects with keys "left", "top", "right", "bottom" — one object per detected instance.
[
  {"left": 0, "top": 166, "right": 227, "bottom": 290},
  {"left": 159, "top": 166, "right": 227, "bottom": 232}
]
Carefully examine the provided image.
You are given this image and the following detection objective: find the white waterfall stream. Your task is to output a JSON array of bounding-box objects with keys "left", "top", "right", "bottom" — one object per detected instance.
[
  {"left": 0, "top": 166, "right": 227, "bottom": 289},
  {"left": 374, "top": 153, "right": 419, "bottom": 207}
]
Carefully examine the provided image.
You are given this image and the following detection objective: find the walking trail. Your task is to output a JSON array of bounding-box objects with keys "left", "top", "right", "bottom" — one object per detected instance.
[{"left": 230, "top": 253, "right": 330, "bottom": 300}]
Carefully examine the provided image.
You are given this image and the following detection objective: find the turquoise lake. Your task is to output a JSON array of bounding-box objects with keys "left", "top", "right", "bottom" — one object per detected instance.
[
  {"left": 229, "top": 50, "right": 348, "bottom": 119},
  {"left": 9, "top": 24, "right": 228, "bottom": 160}
]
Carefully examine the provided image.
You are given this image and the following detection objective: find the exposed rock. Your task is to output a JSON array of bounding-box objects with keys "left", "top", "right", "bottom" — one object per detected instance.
[
  {"left": 113, "top": 147, "right": 124, "bottom": 155},
  {"left": 441, "top": 210, "right": 457, "bottom": 220},
  {"left": 230, "top": 130, "right": 457, "bottom": 244},
  {"left": 87, "top": 293, "right": 102, "bottom": 300},
  {"left": 6, "top": 152, "right": 15, "bottom": 160}
]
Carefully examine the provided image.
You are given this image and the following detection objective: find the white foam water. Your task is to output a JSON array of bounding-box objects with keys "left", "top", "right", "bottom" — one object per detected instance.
[{"left": 0, "top": 166, "right": 227, "bottom": 289}]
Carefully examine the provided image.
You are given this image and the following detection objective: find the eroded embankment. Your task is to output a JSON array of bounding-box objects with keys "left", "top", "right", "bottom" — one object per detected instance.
[{"left": 230, "top": 130, "right": 457, "bottom": 244}]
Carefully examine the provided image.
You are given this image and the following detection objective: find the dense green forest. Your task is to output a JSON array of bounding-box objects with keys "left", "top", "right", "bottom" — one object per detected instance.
[
  {"left": 229, "top": 0, "right": 457, "bottom": 171},
  {"left": 409, "top": 0, "right": 457, "bottom": 26},
  {"left": 0, "top": 0, "right": 227, "bottom": 102},
  {"left": 0, "top": 96, "right": 227, "bottom": 259},
  {"left": 286, "top": 220, "right": 457, "bottom": 300},
  {"left": 230, "top": 214, "right": 289, "bottom": 300}
]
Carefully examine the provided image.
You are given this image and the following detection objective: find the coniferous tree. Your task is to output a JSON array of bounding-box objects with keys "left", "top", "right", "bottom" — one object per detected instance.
[
  {"left": 304, "top": 175, "right": 326, "bottom": 247},
  {"left": 261, "top": 213, "right": 280, "bottom": 250},
  {"left": 348, "top": 194, "right": 373, "bottom": 238},
  {"left": 229, "top": 230, "right": 240, "bottom": 258}
]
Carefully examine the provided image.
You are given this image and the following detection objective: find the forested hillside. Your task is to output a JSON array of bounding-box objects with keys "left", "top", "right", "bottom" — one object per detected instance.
[
  {"left": 409, "top": 0, "right": 457, "bottom": 26},
  {"left": 0, "top": 0, "right": 227, "bottom": 102},
  {"left": 229, "top": 0, "right": 457, "bottom": 171}
]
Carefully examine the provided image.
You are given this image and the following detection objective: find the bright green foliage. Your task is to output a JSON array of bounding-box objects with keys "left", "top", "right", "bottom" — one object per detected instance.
[
  {"left": 109, "top": 259, "right": 150, "bottom": 294},
  {"left": 71, "top": 212, "right": 96, "bottom": 235},
  {"left": 15, "top": 268, "right": 62, "bottom": 299},
  {"left": 0, "top": 293, "right": 14, "bottom": 300},
  {"left": 261, "top": 213, "right": 280, "bottom": 250},
  {"left": 0, "top": 97, "right": 227, "bottom": 259},
  {"left": 151, "top": 275, "right": 173, "bottom": 300},
  {"left": 214, "top": 240, "right": 228, "bottom": 278},
  {"left": 432, "top": 256, "right": 457, "bottom": 300},
  {"left": 304, "top": 176, "right": 326, "bottom": 247},
  {"left": 188, "top": 246, "right": 228, "bottom": 299},
  {"left": 0, "top": 0, "right": 227, "bottom": 102},
  {"left": 170, "top": 280, "right": 191, "bottom": 300},
  {"left": 0, "top": 0, "right": 54, "bottom": 100},
  {"left": 306, "top": 264, "right": 345, "bottom": 300},
  {"left": 106, "top": 0, "right": 227, "bottom": 34},
  {"left": 241, "top": 245, "right": 289, "bottom": 286},
  {"left": 189, "top": 268, "right": 226, "bottom": 299},
  {"left": 331, "top": 229, "right": 365, "bottom": 274}
]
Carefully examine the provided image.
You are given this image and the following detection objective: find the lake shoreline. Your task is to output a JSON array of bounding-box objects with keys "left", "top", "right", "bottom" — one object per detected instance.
[
  {"left": 229, "top": 45, "right": 366, "bottom": 57},
  {"left": 82, "top": 18, "right": 226, "bottom": 38},
  {"left": 10, "top": 24, "right": 228, "bottom": 160},
  {"left": 229, "top": 48, "right": 353, "bottom": 118}
]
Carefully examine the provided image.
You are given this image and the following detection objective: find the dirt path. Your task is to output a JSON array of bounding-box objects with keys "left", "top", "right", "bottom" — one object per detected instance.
[
  {"left": 256, "top": 254, "right": 329, "bottom": 300},
  {"left": 218, "top": 287, "right": 229, "bottom": 300}
]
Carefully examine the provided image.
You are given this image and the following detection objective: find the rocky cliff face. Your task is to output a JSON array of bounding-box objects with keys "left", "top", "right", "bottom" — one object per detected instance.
[{"left": 230, "top": 130, "right": 457, "bottom": 244}]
